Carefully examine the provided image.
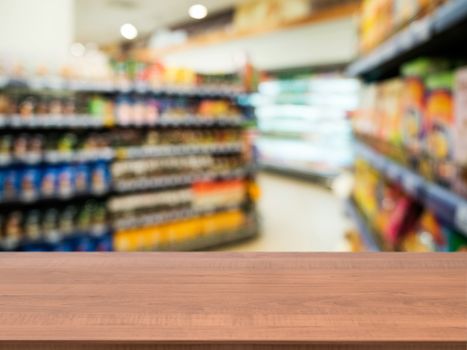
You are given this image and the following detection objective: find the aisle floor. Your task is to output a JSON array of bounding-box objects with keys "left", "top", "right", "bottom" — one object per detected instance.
[{"left": 224, "top": 172, "right": 350, "bottom": 252}]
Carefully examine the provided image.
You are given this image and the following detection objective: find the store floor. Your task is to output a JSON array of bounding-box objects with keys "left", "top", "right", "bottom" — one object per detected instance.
[{"left": 223, "top": 172, "right": 350, "bottom": 252}]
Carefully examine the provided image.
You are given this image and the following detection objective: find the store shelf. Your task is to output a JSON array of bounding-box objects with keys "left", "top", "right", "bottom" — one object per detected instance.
[
  {"left": 1, "top": 114, "right": 106, "bottom": 129},
  {"left": 3, "top": 228, "right": 112, "bottom": 252},
  {"left": 347, "top": 0, "right": 467, "bottom": 81},
  {"left": 355, "top": 141, "right": 467, "bottom": 237},
  {"left": 0, "top": 71, "right": 256, "bottom": 252},
  {"left": 160, "top": 222, "right": 258, "bottom": 252},
  {"left": 116, "top": 116, "right": 244, "bottom": 128},
  {"left": 0, "top": 116, "right": 245, "bottom": 130},
  {"left": 113, "top": 167, "right": 252, "bottom": 193},
  {"left": 345, "top": 197, "right": 381, "bottom": 252},
  {"left": 0, "top": 77, "right": 245, "bottom": 98},
  {"left": 116, "top": 142, "right": 243, "bottom": 160},
  {"left": 0, "top": 189, "right": 109, "bottom": 209},
  {"left": 0, "top": 149, "right": 114, "bottom": 166},
  {"left": 113, "top": 203, "right": 246, "bottom": 231},
  {"left": 1, "top": 143, "right": 243, "bottom": 167}
]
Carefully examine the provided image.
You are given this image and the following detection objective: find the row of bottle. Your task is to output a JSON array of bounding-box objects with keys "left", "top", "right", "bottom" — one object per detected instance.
[
  {"left": 113, "top": 209, "right": 247, "bottom": 252},
  {"left": 0, "top": 200, "right": 108, "bottom": 250},
  {"left": 0, "top": 162, "right": 110, "bottom": 202},
  {"left": 110, "top": 180, "right": 247, "bottom": 229},
  {"left": 0, "top": 91, "right": 242, "bottom": 124},
  {"left": 0, "top": 129, "right": 244, "bottom": 164},
  {"left": 112, "top": 155, "right": 245, "bottom": 181}
]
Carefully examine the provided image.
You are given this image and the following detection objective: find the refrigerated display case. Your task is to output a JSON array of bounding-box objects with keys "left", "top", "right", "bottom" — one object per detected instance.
[{"left": 252, "top": 76, "right": 359, "bottom": 179}]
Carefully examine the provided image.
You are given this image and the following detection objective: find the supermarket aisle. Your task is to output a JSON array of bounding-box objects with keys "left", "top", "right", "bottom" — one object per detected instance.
[{"left": 225, "top": 172, "right": 350, "bottom": 251}]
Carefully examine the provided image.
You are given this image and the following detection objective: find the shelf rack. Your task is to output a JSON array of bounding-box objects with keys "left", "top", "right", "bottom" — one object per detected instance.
[
  {"left": 0, "top": 76, "right": 258, "bottom": 251},
  {"left": 347, "top": 0, "right": 467, "bottom": 81},
  {"left": 344, "top": 198, "right": 381, "bottom": 252},
  {"left": 113, "top": 167, "right": 252, "bottom": 193},
  {"left": 355, "top": 141, "right": 467, "bottom": 238},
  {"left": 0, "top": 77, "right": 246, "bottom": 99}
]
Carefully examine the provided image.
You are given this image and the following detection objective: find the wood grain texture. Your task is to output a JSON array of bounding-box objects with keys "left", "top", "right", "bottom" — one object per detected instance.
[
  {"left": 1, "top": 344, "right": 466, "bottom": 350},
  {"left": 0, "top": 253, "right": 466, "bottom": 349}
]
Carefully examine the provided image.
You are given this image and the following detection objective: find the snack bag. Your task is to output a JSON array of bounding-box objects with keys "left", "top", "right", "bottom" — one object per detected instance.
[{"left": 401, "top": 211, "right": 445, "bottom": 252}]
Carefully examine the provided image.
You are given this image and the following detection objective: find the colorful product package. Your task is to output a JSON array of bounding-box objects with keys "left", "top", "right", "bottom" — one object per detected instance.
[
  {"left": 145, "top": 97, "right": 159, "bottom": 124},
  {"left": 24, "top": 209, "right": 42, "bottom": 242},
  {"left": 401, "top": 210, "right": 445, "bottom": 252},
  {"left": 383, "top": 195, "right": 422, "bottom": 250},
  {"left": 59, "top": 205, "right": 77, "bottom": 238},
  {"left": 3, "top": 211, "right": 22, "bottom": 250},
  {"left": 132, "top": 97, "right": 145, "bottom": 125},
  {"left": 42, "top": 208, "right": 60, "bottom": 243},
  {"left": 425, "top": 72, "right": 456, "bottom": 187},
  {"left": 443, "top": 228, "right": 467, "bottom": 252},
  {"left": 2, "top": 168, "right": 19, "bottom": 201},
  {"left": 41, "top": 166, "right": 58, "bottom": 197},
  {"left": 401, "top": 61, "right": 427, "bottom": 158},
  {"left": 380, "top": 79, "right": 404, "bottom": 150},
  {"left": 74, "top": 164, "right": 90, "bottom": 193},
  {"left": 57, "top": 165, "right": 75, "bottom": 198},
  {"left": 115, "top": 96, "right": 132, "bottom": 125},
  {"left": 401, "top": 59, "right": 450, "bottom": 171},
  {"left": 90, "top": 162, "right": 110, "bottom": 194},
  {"left": 20, "top": 166, "right": 41, "bottom": 202},
  {"left": 453, "top": 67, "right": 467, "bottom": 197}
]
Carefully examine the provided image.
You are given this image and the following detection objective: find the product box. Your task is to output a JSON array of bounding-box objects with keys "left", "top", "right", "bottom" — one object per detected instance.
[
  {"left": 401, "top": 211, "right": 445, "bottom": 252},
  {"left": 401, "top": 61, "right": 427, "bottom": 157},
  {"left": 379, "top": 79, "right": 404, "bottom": 147},
  {"left": 425, "top": 72, "right": 455, "bottom": 187},
  {"left": 443, "top": 228, "right": 467, "bottom": 252},
  {"left": 453, "top": 67, "right": 467, "bottom": 197},
  {"left": 401, "top": 59, "right": 449, "bottom": 171}
]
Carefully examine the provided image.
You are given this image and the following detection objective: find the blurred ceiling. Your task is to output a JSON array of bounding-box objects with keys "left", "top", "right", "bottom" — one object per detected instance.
[{"left": 75, "top": 0, "right": 243, "bottom": 45}]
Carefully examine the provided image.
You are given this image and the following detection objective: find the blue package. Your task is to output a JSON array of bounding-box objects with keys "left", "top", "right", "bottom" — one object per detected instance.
[
  {"left": 116, "top": 95, "right": 132, "bottom": 125},
  {"left": 95, "top": 234, "right": 113, "bottom": 251},
  {"left": 2, "top": 168, "right": 19, "bottom": 201},
  {"left": 21, "top": 243, "right": 48, "bottom": 252},
  {"left": 76, "top": 235, "right": 95, "bottom": 252},
  {"left": 0, "top": 170, "right": 3, "bottom": 201},
  {"left": 57, "top": 165, "right": 75, "bottom": 198},
  {"left": 20, "top": 166, "right": 41, "bottom": 202},
  {"left": 53, "top": 239, "right": 74, "bottom": 252},
  {"left": 41, "top": 166, "right": 58, "bottom": 198},
  {"left": 90, "top": 162, "right": 110, "bottom": 194},
  {"left": 74, "top": 163, "right": 90, "bottom": 193}
]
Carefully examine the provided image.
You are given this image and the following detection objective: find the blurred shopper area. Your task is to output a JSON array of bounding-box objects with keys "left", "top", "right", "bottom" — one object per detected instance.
[{"left": 0, "top": 0, "right": 466, "bottom": 253}]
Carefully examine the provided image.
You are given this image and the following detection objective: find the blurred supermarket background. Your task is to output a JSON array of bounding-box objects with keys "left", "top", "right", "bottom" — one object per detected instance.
[{"left": 0, "top": 0, "right": 466, "bottom": 252}]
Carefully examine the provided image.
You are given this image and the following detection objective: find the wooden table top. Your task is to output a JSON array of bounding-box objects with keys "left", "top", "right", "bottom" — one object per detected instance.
[{"left": 0, "top": 252, "right": 466, "bottom": 346}]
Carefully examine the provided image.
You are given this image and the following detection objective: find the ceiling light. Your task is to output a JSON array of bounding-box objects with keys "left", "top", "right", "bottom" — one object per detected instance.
[
  {"left": 189, "top": 4, "right": 208, "bottom": 20},
  {"left": 120, "top": 23, "right": 138, "bottom": 40},
  {"left": 70, "top": 42, "right": 86, "bottom": 57}
]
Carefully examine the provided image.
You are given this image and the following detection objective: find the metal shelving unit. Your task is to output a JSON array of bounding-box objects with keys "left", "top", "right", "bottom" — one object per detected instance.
[
  {"left": 355, "top": 142, "right": 467, "bottom": 238},
  {"left": 0, "top": 76, "right": 258, "bottom": 251},
  {"left": 344, "top": 198, "right": 382, "bottom": 252},
  {"left": 347, "top": 0, "right": 467, "bottom": 82}
]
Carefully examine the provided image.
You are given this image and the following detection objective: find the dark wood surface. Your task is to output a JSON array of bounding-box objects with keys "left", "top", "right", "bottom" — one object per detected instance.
[{"left": 0, "top": 253, "right": 466, "bottom": 350}]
